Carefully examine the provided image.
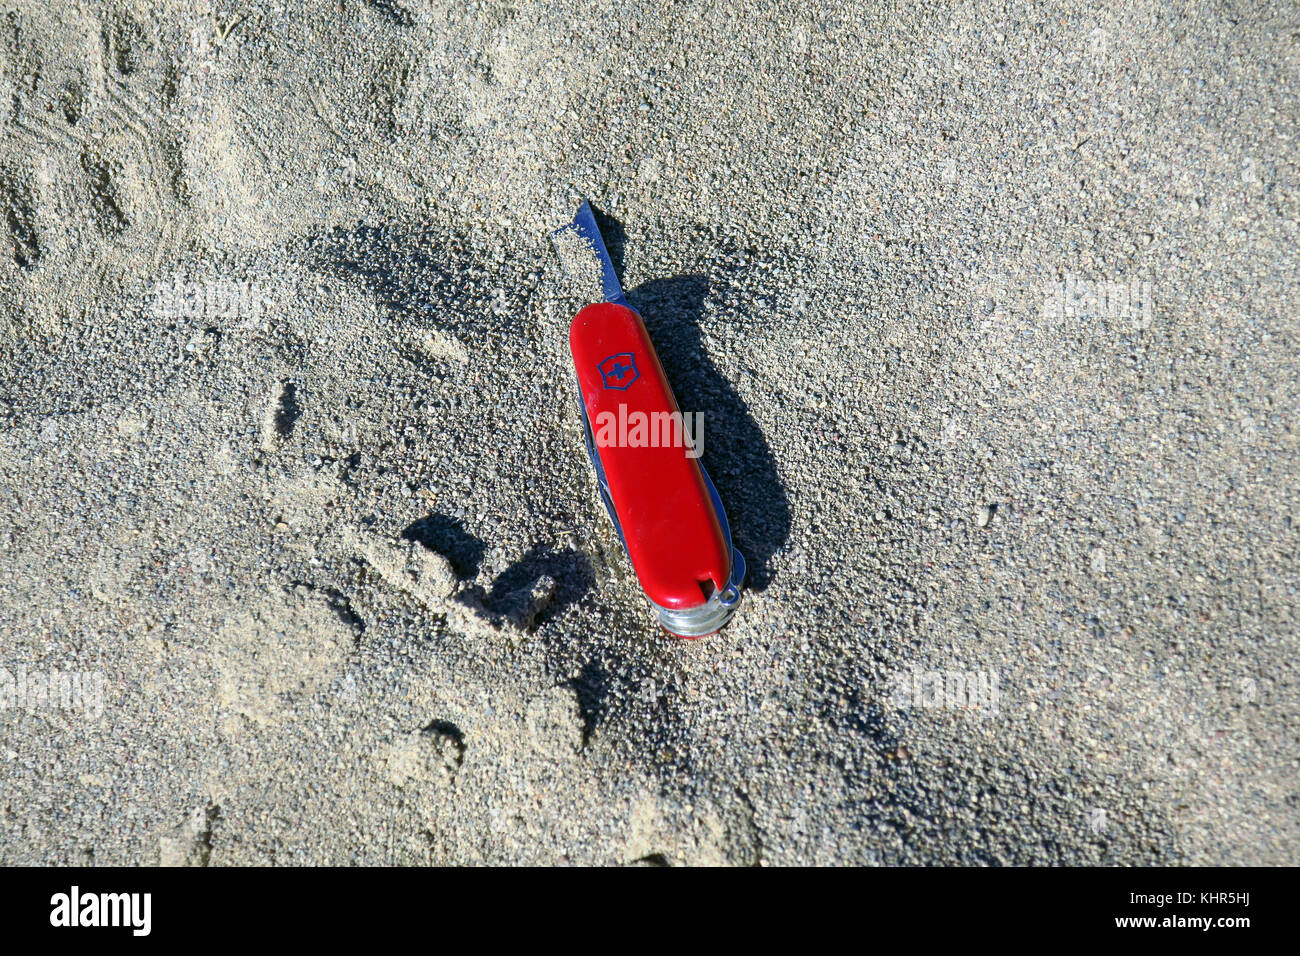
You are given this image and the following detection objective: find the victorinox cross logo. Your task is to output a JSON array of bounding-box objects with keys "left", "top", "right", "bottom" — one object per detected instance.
[{"left": 598, "top": 352, "right": 639, "bottom": 390}]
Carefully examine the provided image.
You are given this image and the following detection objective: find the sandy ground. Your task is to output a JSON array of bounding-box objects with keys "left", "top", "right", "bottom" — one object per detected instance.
[{"left": 0, "top": 0, "right": 1296, "bottom": 865}]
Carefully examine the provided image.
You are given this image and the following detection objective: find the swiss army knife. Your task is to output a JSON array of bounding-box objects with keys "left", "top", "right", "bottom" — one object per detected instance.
[{"left": 553, "top": 200, "right": 744, "bottom": 637}]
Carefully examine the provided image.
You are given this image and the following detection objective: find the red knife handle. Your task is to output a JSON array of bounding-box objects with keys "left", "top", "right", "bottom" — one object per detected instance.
[{"left": 570, "top": 302, "right": 735, "bottom": 626}]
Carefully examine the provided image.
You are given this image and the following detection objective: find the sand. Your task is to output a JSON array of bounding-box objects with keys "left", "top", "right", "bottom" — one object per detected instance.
[{"left": 0, "top": 0, "right": 1296, "bottom": 864}]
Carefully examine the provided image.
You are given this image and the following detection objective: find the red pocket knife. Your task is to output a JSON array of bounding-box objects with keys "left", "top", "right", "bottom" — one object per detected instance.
[{"left": 554, "top": 201, "right": 744, "bottom": 637}]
